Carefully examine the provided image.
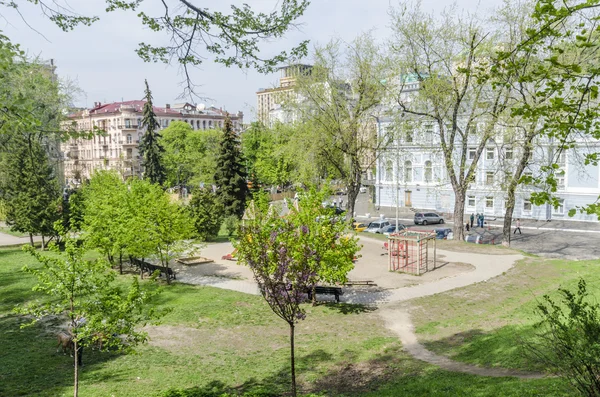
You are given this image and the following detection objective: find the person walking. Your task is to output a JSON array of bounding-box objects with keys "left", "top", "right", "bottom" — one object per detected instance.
[
  {"left": 470, "top": 213, "right": 475, "bottom": 229},
  {"left": 465, "top": 222, "right": 470, "bottom": 232},
  {"left": 514, "top": 218, "right": 522, "bottom": 234},
  {"left": 480, "top": 213, "right": 485, "bottom": 228}
]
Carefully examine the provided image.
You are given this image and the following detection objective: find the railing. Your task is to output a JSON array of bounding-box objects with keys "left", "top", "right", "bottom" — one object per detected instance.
[{"left": 118, "top": 124, "right": 139, "bottom": 129}]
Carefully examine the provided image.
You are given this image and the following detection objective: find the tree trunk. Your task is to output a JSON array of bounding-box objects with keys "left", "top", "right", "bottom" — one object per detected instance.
[
  {"left": 42, "top": 235, "right": 46, "bottom": 250},
  {"left": 289, "top": 323, "right": 297, "bottom": 397},
  {"left": 118, "top": 252, "right": 123, "bottom": 275},
  {"left": 29, "top": 233, "right": 34, "bottom": 247},
  {"left": 453, "top": 190, "right": 466, "bottom": 240},
  {"left": 502, "top": 200, "right": 515, "bottom": 247},
  {"left": 346, "top": 165, "right": 362, "bottom": 222},
  {"left": 73, "top": 339, "right": 79, "bottom": 397}
]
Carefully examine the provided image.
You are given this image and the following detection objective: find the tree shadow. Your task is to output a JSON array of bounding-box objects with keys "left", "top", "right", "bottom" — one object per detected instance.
[{"left": 321, "top": 302, "right": 378, "bottom": 315}]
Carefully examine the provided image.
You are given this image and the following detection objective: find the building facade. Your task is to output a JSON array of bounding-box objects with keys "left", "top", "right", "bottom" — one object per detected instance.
[
  {"left": 62, "top": 101, "right": 243, "bottom": 184},
  {"left": 374, "top": 116, "right": 600, "bottom": 223},
  {"left": 256, "top": 64, "right": 312, "bottom": 125}
]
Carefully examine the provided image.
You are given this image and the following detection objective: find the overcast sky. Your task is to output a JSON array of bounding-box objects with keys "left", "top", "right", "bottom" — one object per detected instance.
[{"left": 2, "top": 0, "right": 502, "bottom": 121}]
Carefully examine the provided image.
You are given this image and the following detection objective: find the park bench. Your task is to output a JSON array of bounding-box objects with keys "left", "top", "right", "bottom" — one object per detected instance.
[
  {"left": 307, "top": 286, "right": 344, "bottom": 303},
  {"left": 130, "top": 257, "right": 176, "bottom": 280},
  {"left": 344, "top": 280, "right": 376, "bottom": 286}
]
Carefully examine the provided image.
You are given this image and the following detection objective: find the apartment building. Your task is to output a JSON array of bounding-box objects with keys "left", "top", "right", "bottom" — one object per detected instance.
[
  {"left": 256, "top": 64, "right": 312, "bottom": 125},
  {"left": 62, "top": 101, "right": 243, "bottom": 184}
]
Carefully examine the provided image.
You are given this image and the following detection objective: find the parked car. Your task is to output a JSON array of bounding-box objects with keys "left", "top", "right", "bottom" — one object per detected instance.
[
  {"left": 365, "top": 220, "right": 391, "bottom": 233},
  {"left": 334, "top": 189, "right": 347, "bottom": 196},
  {"left": 359, "top": 186, "right": 367, "bottom": 193},
  {"left": 352, "top": 222, "right": 368, "bottom": 232},
  {"left": 382, "top": 224, "right": 406, "bottom": 236},
  {"left": 414, "top": 212, "right": 445, "bottom": 225}
]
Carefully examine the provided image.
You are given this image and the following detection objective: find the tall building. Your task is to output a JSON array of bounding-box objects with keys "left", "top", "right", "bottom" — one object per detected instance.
[
  {"left": 256, "top": 64, "right": 312, "bottom": 125},
  {"left": 62, "top": 101, "right": 243, "bottom": 184}
]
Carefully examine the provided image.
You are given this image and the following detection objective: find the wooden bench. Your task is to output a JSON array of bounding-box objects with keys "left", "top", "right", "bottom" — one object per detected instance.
[
  {"left": 307, "top": 286, "right": 344, "bottom": 303},
  {"left": 344, "top": 280, "right": 376, "bottom": 286},
  {"left": 130, "top": 257, "right": 176, "bottom": 280}
]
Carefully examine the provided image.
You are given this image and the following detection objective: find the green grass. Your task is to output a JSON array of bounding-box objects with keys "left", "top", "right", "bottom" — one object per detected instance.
[
  {"left": 0, "top": 247, "right": 576, "bottom": 396},
  {"left": 411, "top": 256, "right": 600, "bottom": 372}
]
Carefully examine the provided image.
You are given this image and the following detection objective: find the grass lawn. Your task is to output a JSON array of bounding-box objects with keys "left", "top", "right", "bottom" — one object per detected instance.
[
  {"left": 411, "top": 256, "right": 600, "bottom": 372},
  {"left": 0, "top": 247, "right": 574, "bottom": 396}
]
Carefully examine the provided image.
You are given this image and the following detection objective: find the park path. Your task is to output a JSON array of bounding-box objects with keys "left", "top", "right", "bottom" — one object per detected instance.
[{"left": 178, "top": 236, "right": 543, "bottom": 378}]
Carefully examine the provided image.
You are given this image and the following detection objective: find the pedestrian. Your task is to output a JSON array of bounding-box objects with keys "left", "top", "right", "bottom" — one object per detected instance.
[
  {"left": 481, "top": 213, "right": 485, "bottom": 228},
  {"left": 465, "top": 222, "right": 470, "bottom": 232},
  {"left": 514, "top": 218, "right": 522, "bottom": 234},
  {"left": 470, "top": 213, "right": 474, "bottom": 229}
]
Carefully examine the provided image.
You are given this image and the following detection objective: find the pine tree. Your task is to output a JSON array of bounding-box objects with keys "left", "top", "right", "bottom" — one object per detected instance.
[
  {"left": 139, "top": 80, "right": 166, "bottom": 186},
  {"left": 0, "top": 135, "right": 61, "bottom": 246},
  {"left": 214, "top": 115, "right": 248, "bottom": 218}
]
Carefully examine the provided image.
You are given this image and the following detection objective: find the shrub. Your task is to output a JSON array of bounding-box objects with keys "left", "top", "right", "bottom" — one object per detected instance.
[
  {"left": 188, "top": 189, "right": 224, "bottom": 241},
  {"left": 223, "top": 215, "right": 239, "bottom": 237}
]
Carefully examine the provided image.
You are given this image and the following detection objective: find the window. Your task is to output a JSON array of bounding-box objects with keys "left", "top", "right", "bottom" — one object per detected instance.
[
  {"left": 424, "top": 161, "right": 432, "bottom": 182},
  {"left": 385, "top": 160, "right": 393, "bottom": 182},
  {"left": 424, "top": 124, "right": 433, "bottom": 143},
  {"left": 209, "top": 121, "right": 212, "bottom": 128},
  {"left": 126, "top": 134, "right": 132, "bottom": 144},
  {"left": 553, "top": 199, "right": 565, "bottom": 215},
  {"left": 405, "top": 130, "right": 413, "bottom": 143},
  {"left": 203, "top": 120, "right": 207, "bottom": 130},
  {"left": 468, "top": 195, "right": 476, "bottom": 208},
  {"left": 467, "top": 124, "right": 476, "bottom": 135},
  {"left": 468, "top": 148, "right": 476, "bottom": 160},
  {"left": 486, "top": 172, "right": 494, "bottom": 185},
  {"left": 558, "top": 152, "right": 566, "bottom": 166},
  {"left": 557, "top": 169, "right": 565, "bottom": 188},
  {"left": 523, "top": 199, "right": 532, "bottom": 212},
  {"left": 486, "top": 148, "right": 495, "bottom": 160},
  {"left": 137, "top": 118, "right": 141, "bottom": 126},
  {"left": 505, "top": 147, "right": 513, "bottom": 160},
  {"left": 162, "top": 119, "right": 168, "bottom": 127},
  {"left": 404, "top": 161, "right": 412, "bottom": 182},
  {"left": 485, "top": 196, "right": 494, "bottom": 209},
  {"left": 125, "top": 119, "right": 131, "bottom": 128}
]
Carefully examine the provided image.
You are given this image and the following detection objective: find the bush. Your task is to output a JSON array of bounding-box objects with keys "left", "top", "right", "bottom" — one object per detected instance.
[
  {"left": 223, "top": 215, "right": 239, "bottom": 237},
  {"left": 188, "top": 189, "right": 225, "bottom": 241},
  {"left": 525, "top": 279, "right": 600, "bottom": 396}
]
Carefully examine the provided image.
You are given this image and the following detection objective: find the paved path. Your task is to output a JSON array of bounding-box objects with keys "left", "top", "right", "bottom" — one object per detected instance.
[
  {"left": 176, "top": 236, "right": 544, "bottom": 378},
  {"left": 0, "top": 231, "right": 42, "bottom": 246}
]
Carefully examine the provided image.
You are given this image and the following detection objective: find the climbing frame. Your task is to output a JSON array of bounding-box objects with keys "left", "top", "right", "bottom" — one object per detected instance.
[{"left": 387, "top": 230, "right": 437, "bottom": 275}]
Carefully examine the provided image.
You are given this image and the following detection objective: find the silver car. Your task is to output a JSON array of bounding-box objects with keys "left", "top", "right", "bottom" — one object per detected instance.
[
  {"left": 414, "top": 212, "right": 445, "bottom": 225},
  {"left": 365, "top": 220, "right": 391, "bottom": 233}
]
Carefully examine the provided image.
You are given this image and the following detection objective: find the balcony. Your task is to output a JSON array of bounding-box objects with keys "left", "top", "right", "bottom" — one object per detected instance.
[
  {"left": 119, "top": 124, "right": 139, "bottom": 130},
  {"left": 122, "top": 139, "right": 139, "bottom": 147}
]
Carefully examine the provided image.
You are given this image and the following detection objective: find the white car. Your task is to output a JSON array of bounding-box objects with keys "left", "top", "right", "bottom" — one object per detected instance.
[
  {"left": 364, "top": 220, "right": 391, "bottom": 233},
  {"left": 359, "top": 186, "right": 367, "bottom": 193}
]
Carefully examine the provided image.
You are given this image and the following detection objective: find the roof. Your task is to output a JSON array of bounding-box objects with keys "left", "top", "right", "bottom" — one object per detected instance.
[{"left": 69, "top": 101, "right": 241, "bottom": 119}]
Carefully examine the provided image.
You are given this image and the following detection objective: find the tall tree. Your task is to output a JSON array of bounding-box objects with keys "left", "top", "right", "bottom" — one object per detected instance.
[
  {"left": 139, "top": 80, "right": 166, "bottom": 186},
  {"left": 292, "top": 33, "right": 391, "bottom": 220},
  {"left": 0, "top": 135, "right": 61, "bottom": 247},
  {"left": 388, "top": 4, "right": 511, "bottom": 240},
  {"left": 214, "top": 115, "right": 248, "bottom": 218},
  {"left": 3, "top": 1, "right": 310, "bottom": 95}
]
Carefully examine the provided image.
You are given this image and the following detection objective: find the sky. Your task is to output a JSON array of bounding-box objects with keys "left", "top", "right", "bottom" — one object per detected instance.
[{"left": 1, "top": 0, "right": 502, "bottom": 122}]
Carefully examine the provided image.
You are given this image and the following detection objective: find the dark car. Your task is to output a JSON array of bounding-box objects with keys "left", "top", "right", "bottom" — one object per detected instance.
[
  {"left": 414, "top": 212, "right": 445, "bottom": 225},
  {"left": 383, "top": 224, "right": 406, "bottom": 235}
]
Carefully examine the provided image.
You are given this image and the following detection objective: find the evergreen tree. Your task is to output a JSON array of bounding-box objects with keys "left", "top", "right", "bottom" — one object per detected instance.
[
  {"left": 139, "top": 80, "right": 166, "bottom": 186},
  {"left": 214, "top": 115, "right": 248, "bottom": 218},
  {"left": 0, "top": 135, "right": 61, "bottom": 246}
]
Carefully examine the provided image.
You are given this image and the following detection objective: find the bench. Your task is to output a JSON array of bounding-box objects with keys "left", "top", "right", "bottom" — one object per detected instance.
[
  {"left": 130, "top": 257, "right": 176, "bottom": 280},
  {"left": 344, "top": 280, "right": 376, "bottom": 286},
  {"left": 307, "top": 286, "right": 344, "bottom": 303}
]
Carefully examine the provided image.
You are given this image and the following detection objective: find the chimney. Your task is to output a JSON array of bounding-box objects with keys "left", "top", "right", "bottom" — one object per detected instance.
[{"left": 166, "top": 104, "right": 170, "bottom": 109}]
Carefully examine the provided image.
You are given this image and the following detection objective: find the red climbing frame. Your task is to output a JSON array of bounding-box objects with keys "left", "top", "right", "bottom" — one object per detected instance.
[{"left": 387, "top": 231, "right": 437, "bottom": 275}]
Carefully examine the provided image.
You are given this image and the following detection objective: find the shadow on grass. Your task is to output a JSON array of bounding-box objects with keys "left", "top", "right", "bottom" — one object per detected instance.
[
  {"left": 421, "top": 325, "right": 547, "bottom": 372},
  {"left": 0, "top": 315, "right": 124, "bottom": 397}
]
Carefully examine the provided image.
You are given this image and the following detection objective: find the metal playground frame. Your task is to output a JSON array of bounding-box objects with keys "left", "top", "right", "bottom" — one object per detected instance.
[{"left": 386, "top": 230, "right": 437, "bottom": 275}]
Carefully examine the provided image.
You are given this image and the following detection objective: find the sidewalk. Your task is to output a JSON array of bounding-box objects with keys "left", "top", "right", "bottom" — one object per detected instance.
[{"left": 0, "top": 231, "right": 42, "bottom": 247}]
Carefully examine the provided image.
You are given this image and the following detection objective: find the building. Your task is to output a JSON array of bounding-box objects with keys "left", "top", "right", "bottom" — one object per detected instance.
[
  {"left": 62, "top": 101, "right": 243, "bottom": 184},
  {"left": 374, "top": 115, "right": 600, "bottom": 223},
  {"left": 256, "top": 64, "right": 312, "bottom": 125}
]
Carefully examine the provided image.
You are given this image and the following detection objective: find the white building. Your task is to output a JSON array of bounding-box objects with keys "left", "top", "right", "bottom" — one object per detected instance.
[{"left": 62, "top": 101, "right": 243, "bottom": 183}]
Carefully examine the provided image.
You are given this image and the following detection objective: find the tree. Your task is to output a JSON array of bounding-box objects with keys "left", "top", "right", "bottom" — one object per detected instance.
[
  {"left": 16, "top": 230, "right": 162, "bottom": 397},
  {"left": 236, "top": 188, "right": 359, "bottom": 397},
  {"left": 0, "top": 135, "right": 61, "bottom": 247},
  {"left": 388, "top": 4, "right": 511, "bottom": 240},
  {"left": 489, "top": 0, "right": 600, "bottom": 244},
  {"left": 214, "top": 115, "right": 248, "bottom": 218},
  {"left": 525, "top": 279, "right": 600, "bottom": 396},
  {"left": 291, "top": 33, "right": 391, "bottom": 220},
  {"left": 188, "top": 188, "right": 224, "bottom": 241},
  {"left": 161, "top": 121, "right": 222, "bottom": 188},
  {"left": 3, "top": 1, "right": 310, "bottom": 95},
  {"left": 139, "top": 80, "right": 166, "bottom": 186}
]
